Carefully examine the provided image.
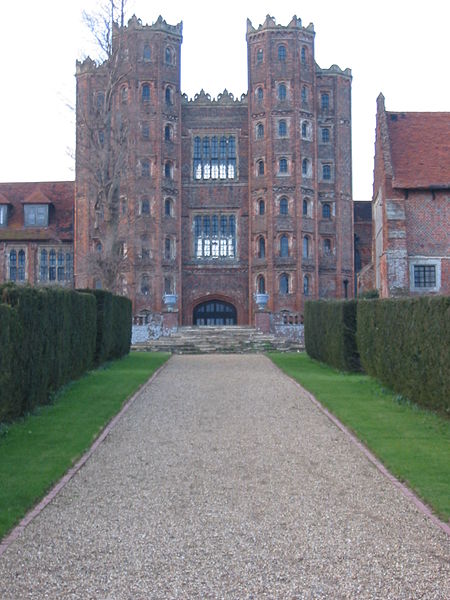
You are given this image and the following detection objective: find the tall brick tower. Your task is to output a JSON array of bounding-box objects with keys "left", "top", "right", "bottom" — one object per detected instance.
[
  {"left": 75, "top": 14, "right": 352, "bottom": 327},
  {"left": 247, "top": 15, "right": 353, "bottom": 321},
  {"left": 75, "top": 15, "right": 183, "bottom": 316}
]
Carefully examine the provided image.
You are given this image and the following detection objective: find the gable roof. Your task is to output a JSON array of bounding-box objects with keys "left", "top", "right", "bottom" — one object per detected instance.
[{"left": 386, "top": 111, "right": 450, "bottom": 189}]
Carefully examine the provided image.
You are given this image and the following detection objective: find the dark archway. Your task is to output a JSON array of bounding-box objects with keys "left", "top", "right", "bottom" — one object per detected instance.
[{"left": 193, "top": 300, "right": 237, "bottom": 325}]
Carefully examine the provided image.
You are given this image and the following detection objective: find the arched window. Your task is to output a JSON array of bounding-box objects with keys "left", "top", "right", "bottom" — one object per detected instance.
[
  {"left": 49, "top": 249, "right": 56, "bottom": 281},
  {"left": 165, "top": 47, "right": 173, "bottom": 65},
  {"left": 303, "top": 236, "right": 310, "bottom": 258},
  {"left": 321, "top": 128, "right": 330, "bottom": 143},
  {"left": 164, "top": 276, "right": 173, "bottom": 294},
  {"left": 279, "top": 158, "right": 288, "bottom": 174},
  {"left": 323, "top": 238, "right": 332, "bottom": 254},
  {"left": 57, "top": 250, "right": 65, "bottom": 281},
  {"left": 321, "top": 93, "right": 330, "bottom": 110},
  {"left": 256, "top": 122, "right": 264, "bottom": 139},
  {"left": 96, "top": 242, "right": 102, "bottom": 253},
  {"left": 165, "top": 86, "right": 173, "bottom": 106},
  {"left": 256, "top": 87, "right": 263, "bottom": 102},
  {"left": 278, "top": 83, "right": 287, "bottom": 101},
  {"left": 96, "top": 92, "right": 105, "bottom": 110},
  {"left": 141, "top": 198, "right": 150, "bottom": 214},
  {"left": 39, "top": 249, "right": 47, "bottom": 281},
  {"left": 256, "top": 48, "right": 263, "bottom": 64},
  {"left": 301, "top": 86, "right": 308, "bottom": 104},
  {"left": 303, "top": 198, "right": 310, "bottom": 217},
  {"left": 258, "top": 199, "right": 265, "bottom": 215},
  {"left": 257, "top": 275, "right": 266, "bottom": 293},
  {"left": 258, "top": 236, "right": 266, "bottom": 259},
  {"left": 280, "top": 235, "right": 289, "bottom": 257},
  {"left": 16, "top": 249, "right": 25, "bottom": 281},
  {"left": 301, "top": 46, "right": 307, "bottom": 64},
  {"left": 121, "top": 86, "right": 128, "bottom": 104},
  {"left": 302, "top": 158, "right": 310, "bottom": 176},
  {"left": 9, "top": 249, "right": 17, "bottom": 281},
  {"left": 322, "top": 203, "right": 331, "bottom": 219},
  {"left": 323, "top": 164, "right": 331, "bottom": 180},
  {"left": 164, "top": 198, "right": 173, "bottom": 217},
  {"left": 278, "top": 120, "right": 287, "bottom": 137},
  {"left": 143, "top": 44, "right": 151, "bottom": 60},
  {"left": 165, "top": 161, "right": 173, "bottom": 179},
  {"left": 141, "top": 160, "right": 150, "bottom": 178},
  {"left": 164, "top": 237, "right": 173, "bottom": 260},
  {"left": 279, "top": 273, "right": 289, "bottom": 294},
  {"left": 141, "top": 84, "right": 150, "bottom": 103},
  {"left": 278, "top": 45, "right": 286, "bottom": 62},
  {"left": 303, "top": 275, "right": 310, "bottom": 296},
  {"left": 258, "top": 160, "right": 265, "bottom": 176},
  {"left": 141, "top": 275, "right": 150, "bottom": 295},
  {"left": 279, "top": 197, "right": 288, "bottom": 216},
  {"left": 164, "top": 124, "right": 173, "bottom": 141}
]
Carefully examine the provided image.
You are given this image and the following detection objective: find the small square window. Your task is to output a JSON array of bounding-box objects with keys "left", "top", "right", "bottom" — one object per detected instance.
[
  {"left": 413, "top": 265, "right": 436, "bottom": 288},
  {"left": 24, "top": 204, "right": 49, "bottom": 227}
]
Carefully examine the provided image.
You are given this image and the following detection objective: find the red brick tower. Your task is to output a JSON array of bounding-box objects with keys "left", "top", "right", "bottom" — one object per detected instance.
[{"left": 247, "top": 15, "right": 353, "bottom": 322}]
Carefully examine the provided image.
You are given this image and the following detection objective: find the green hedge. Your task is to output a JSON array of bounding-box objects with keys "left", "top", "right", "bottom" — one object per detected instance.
[
  {"left": 304, "top": 299, "right": 360, "bottom": 372},
  {"left": 357, "top": 296, "right": 450, "bottom": 414},
  {"left": 0, "top": 285, "right": 97, "bottom": 422},
  {"left": 80, "top": 289, "right": 132, "bottom": 364}
]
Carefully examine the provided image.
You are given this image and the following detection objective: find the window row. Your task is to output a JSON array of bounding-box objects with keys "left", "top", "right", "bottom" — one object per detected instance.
[
  {"left": 138, "top": 197, "right": 174, "bottom": 217},
  {"left": 255, "top": 120, "right": 331, "bottom": 143},
  {"left": 256, "top": 273, "right": 311, "bottom": 296},
  {"left": 256, "top": 198, "right": 333, "bottom": 219},
  {"left": 255, "top": 158, "right": 333, "bottom": 180},
  {"left": 254, "top": 44, "right": 309, "bottom": 66},
  {"left": 255, "top": 235, "right": 332, "bottom": 258},
  {"left": 140, "top": 122, "right": 175, "bottom": 141},
  {"left": 139, "top": 160, "right": 175, "bottom": 179},
  {"left": 254, "top": 86, "right": 331, "bottom": 110},
  {"left": 7, "top": 248, "right": 73, "bottom": 283},
  {"left": 0, "top": 204, "right": 50, "bottom": 229},
  {"left": 139, "top": 44, "right": 176, "bottom": 65},
  {"left": 193, "top": 136, "right": 237, "bottom": 180},
  {"left": 194, "top": 214, "right": 236, "bottom": 258}
]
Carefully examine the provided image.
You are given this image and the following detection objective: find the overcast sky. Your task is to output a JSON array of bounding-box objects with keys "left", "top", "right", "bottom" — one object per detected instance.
[{"left": 0, "top": 0, "right": 448, "bottom": 199}]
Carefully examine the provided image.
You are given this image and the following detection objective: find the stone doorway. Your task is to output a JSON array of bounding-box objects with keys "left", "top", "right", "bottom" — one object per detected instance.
[{"left": 193, "top": 300, "right": 237, "bottom": 325}]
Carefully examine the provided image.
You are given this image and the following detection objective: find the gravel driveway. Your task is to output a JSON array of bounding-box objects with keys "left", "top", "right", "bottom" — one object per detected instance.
[{"left": 1, "top": 354, "right": 448, "bottom": 599}]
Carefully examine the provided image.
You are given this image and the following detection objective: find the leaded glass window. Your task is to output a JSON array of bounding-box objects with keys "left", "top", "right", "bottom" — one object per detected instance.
[
  {"left": 194, "top": 213, "right": 236, "bottom": 259},
  {"left": 193, "top": 135, "right": 237, "bottom": 180},
  {"left": 414, "top": 265, "right": 436, "bottom": 288}
]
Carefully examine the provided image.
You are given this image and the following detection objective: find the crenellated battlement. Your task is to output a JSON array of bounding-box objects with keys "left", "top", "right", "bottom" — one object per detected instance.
[
  {"left": 182, "top": 89, "right": 248, "bottom": 106},
  {"left": 123, "top": 14, "right": 183, "bottom": 38},
  {"left": 316, "top": 63, "right": 352, "bottom": 78},
  {"left": 246, "top": 14, "right": 314, "bottom": 37}
]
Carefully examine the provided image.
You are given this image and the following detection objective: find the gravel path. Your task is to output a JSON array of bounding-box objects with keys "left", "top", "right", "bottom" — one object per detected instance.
[{"left": 1, "top": 355, "right": 448, "bottom": 599}]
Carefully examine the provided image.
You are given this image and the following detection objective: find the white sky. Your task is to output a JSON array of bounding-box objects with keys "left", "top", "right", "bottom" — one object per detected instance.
[{"left": 0, "top": 0, "right": 449, "bottom": 200}]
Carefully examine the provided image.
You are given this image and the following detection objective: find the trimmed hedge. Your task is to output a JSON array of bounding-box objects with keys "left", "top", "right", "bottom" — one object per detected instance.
[
  {"left": 304, "top": 299, "right": 360, "bottom": 372},
  {"left": 0, "top": 285, "right": 97, "bottom": 422},
  {"left": 357, "top": 296, "right": 450, "bottom": 414},
  {"left": 79, "top": 289, "right": 131, "bottom": 364}
]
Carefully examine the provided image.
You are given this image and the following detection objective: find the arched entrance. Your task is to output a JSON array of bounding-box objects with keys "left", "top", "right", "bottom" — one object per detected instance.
[{"left": 193, "top": 300, "right": 237, "bottom": 325}]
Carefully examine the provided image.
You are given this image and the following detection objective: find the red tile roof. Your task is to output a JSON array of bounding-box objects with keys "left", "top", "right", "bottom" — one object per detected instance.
[
  {"left": 387, "top": 112, "right": 450, "bottom": 189},
  {"left": 0, "top": 181, "right": 74, "bottom": 241}
]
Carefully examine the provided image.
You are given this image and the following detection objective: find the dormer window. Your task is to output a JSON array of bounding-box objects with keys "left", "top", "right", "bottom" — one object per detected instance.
[
  {"left": 24, "top": 204, "right": 48, "bottom": 227},
  {"left": 0, "top": 205, "right": 8, "bottom": 226}
]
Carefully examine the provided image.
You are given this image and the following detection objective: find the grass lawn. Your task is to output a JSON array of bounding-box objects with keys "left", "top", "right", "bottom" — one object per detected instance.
[
  {"left": 268, "top": 352, "right": 450, "bottom": 521},
  {"left": 0, "top": 352, "right": 170, "bottom": 540}
]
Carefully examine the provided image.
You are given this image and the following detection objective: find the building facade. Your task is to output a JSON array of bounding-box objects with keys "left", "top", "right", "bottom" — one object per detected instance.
[
  {"left": 372, "top": 94, "right": 450, "bottom": 297},
  {"left": 0, "top": 15, "right": 354, "bottom": 326}
]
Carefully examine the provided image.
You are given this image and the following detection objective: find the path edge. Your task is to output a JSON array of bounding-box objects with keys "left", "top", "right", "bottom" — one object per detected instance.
[
  {"left": 267, "top": 355, "right": 450, "bottom": 537},
  {"left": 0, "top": 356, "right": 171, "bottom": 557}
]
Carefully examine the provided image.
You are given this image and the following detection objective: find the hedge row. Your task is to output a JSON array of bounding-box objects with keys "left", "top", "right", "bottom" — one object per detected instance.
[
  {"left": 304, "top": 299, "right": 360, "bottom": 372},
  {"left": 304, "top": 296, "right": 449, "bottom": 414},
  {"left": 0, "top": 285, "right": 132, "bottom": 423},
  {"left": 85, "top": 290, "right": 132, "bottom": 364},
  {"left": 357, "top": 296, "right": 450, "bottom": 414}
]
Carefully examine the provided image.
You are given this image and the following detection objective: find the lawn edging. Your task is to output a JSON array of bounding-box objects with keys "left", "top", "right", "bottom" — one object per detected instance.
[
  {"left": 0, "top": 355, "right": 170, "bottom": 556},
  {"left": 267, "top": 354, "right": 450, "bottom": 537}
]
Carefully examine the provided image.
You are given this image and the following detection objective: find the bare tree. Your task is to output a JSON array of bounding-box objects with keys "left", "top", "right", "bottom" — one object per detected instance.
[{"left": 76, "top": 0, "right": 132, "bottom": 293}]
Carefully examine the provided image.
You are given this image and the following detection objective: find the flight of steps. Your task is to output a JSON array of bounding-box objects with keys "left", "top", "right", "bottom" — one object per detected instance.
[{"left": 132, "top": 326, "right": 304, "bottom": 354}]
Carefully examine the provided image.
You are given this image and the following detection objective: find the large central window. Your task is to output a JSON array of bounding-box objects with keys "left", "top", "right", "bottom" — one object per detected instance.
[
  {"left": 194, "top": 214, "right": 236, "bottom": 258},
  {"left": 193, "top": 136, "right": 236, "bottom": 180}
]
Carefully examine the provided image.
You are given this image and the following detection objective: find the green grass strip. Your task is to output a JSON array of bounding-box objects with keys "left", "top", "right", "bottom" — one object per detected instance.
[
  {"left": 268, "top": 352, "right": 450, "bottom": 521},
  {"left": 0, "top": 352, "right": 170, "bottom": 539}
]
